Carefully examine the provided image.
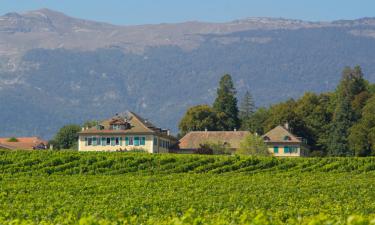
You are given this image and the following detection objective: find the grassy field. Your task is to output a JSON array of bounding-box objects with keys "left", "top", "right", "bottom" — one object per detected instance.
[{"left": 1, "top": 150, "right": 375, "bottom": 224}]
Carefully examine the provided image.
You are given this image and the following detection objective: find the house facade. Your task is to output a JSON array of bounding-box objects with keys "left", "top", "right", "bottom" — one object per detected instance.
[
  {"left": 178, "top": 130, "right": 251, "bottom": 153},
  {"left": 262, "top": 124, "right": 309, "bottom": 157},
  {"left": 78, "top": 112, "right": 177, "bottom": 153},
  {"left": 0, "top": 137, "right": 48, "bottom": 150}
]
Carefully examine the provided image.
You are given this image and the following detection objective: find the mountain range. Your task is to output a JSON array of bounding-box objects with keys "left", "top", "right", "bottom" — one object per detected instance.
[{"left": 1, "top": 9, "right": 375, "bottom": 139}]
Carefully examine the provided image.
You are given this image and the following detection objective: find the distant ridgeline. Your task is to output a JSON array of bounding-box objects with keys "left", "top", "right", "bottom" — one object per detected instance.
[{"left": 1, "top": 10, "right": 375, "bottom": 138}]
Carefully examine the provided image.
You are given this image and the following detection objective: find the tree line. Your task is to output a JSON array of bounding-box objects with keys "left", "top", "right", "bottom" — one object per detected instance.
[{"left": 179, "top": 66, "right": 375, "bottom": 156}]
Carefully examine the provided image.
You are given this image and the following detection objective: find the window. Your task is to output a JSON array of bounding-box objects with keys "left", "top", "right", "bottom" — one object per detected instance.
[
  {"left": 87, "top": 137, "right": 93, "bottom": 146},
  {"left": 97, "top": 137, "right": 101, "bottom": 145},
  {"left": 129, "top": 137, "right": 134, "bottom": 145},
  {"left": 93, "top": 137, "right": 97, "bottom": 146},
  {"left": 263, "top": 136, "right": 270, "bottom": 141},
  {"left": 134, "top": 137, "right": 140, "bottom": 146},
  {"left": 140, "top": 137, "right": 146, "bottom": 146},
  {"left": 284, "top": 146, "right": 290, "bottom": 153},
  {"left": 273, "top": 146, "right": 279, "bottom": 153},
  {"left": 101, "top": 137, "right": 106, "bottom": 146},
  {"left": 119, "top": 137, "right": 123, "bottom": 146},
  {"left": 125, "top": 137, "right": 129, "bottom": 146},
  {"left": 154, "top": 137, "right": 158, "bottom": 146},
  {"left": 290, "top": 146, "right": 298, "bottom": 153},
  {"left": 284, "top": 136, "right": 291, "bottom": 141},
  {"left": 106, "top": 138, "right": 111, "bottom": 145},
  {"left": 112, "top": 124, "right": 120, "bottom": 130},
  {"left": 115, "top": 137, "right": 120, "bottom": 146}
]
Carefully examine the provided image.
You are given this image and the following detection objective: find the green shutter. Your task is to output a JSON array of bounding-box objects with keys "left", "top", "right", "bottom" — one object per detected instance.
[
  {"left": 140, "top": 137, "right": 146, "bottom": 146},
  {"left": 93, "top": 137, "right": 97, "bottom": 146},
  {"left": 85, "top": 137, "right": 88, "bottom": 146},
  {"left": 125, "top": 137, "right": 129, "bottom": 146},
  {"left": 134, "top": 137, "right": 140, "bottom": 146},
  {"left": 120, "top": 137, "right": 123, "bottom": 146},
  {"left": 111, "top": 137, "right": 115, "bottom": 146},
  {"left": 284, "top": 146, "right": 289, "bottom": 153},
  {"left": 102, "top": 137, "right": 106, "bottom": 146},
  {"left": 273, "top": 146, "right": 279, "bottom": 153}
]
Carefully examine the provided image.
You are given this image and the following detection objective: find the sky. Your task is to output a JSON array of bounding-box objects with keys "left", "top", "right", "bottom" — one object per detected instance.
[{"left": 1, "top": 0, "right": 375, "bottom": 25}]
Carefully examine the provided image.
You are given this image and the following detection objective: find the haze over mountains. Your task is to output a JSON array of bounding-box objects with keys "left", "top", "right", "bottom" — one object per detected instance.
[{"left": 1, "top": 9, "right": 375, "bottom": 138}]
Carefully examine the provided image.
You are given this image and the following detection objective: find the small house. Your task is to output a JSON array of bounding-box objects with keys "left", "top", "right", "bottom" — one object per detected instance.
[{"left": 262, "top": 124, "right": 309, "bottom": 157}]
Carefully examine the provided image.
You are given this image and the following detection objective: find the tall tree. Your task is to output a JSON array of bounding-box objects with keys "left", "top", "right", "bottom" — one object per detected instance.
[
  {"left": 178, "top": 105, "right": 219, "bottom": 136},
  {"left": 239, "top": 91, "right": 255, "bottom": 130},
  {"left": 213, "top": 74, "right": 240, "bottom": 130},
  {"left": 327, "top": 66, "right": 368, "bottom": 156}
]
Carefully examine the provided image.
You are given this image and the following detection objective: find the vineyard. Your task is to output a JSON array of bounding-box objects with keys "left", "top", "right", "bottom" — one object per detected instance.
[{"left": 1, "top": 150, "right": 375, "bottom": 224}]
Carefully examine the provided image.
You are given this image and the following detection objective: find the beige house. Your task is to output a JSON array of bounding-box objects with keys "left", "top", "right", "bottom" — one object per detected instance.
[
  {"left": 262, "top": 124, "right": 309, "bottom": 157},
  {"left": 178, "top": 130, "right": 251, "bottom": 153},
  {"left": 78, "top": 112, "right": 177, "bottom": 153}
]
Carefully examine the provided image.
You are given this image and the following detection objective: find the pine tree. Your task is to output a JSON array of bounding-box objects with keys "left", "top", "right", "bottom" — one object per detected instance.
[
  {"left": 239, "top": 91, "right": 255, "bottom": 121},
  {"left": 213, "top": 74, "right": 240, "bottom": 130}
]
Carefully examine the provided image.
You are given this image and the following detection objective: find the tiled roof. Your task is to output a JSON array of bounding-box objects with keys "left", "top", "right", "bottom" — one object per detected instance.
[
  {"left": 0, "top": 137, "right": 48, "bottom": 150},
  {"left": 262, "top": 125, "right": 301, "bottom": 143},
  {"left": 179, "top": 131, "right": 251, "bottom": 149},
  {"left": 79, "top": 111, "right": 176, "bottom": 140}
]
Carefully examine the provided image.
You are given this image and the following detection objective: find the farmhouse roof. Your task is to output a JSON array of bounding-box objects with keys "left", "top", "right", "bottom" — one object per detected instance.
[
  {"left": 79, "top": 111, "right": 176, "bottom": 140},
  {"left": 0, "top": 137, "right": 47, "bottom": 150},
  {"left": 179, "top": 131, "right": 250, "bottom": 150},
  {"left": 262, "top": 125, "right": 302, "bottom": 143}
]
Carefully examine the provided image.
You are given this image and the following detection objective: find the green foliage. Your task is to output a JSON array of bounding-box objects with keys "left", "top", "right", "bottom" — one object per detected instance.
[
  {"left": 238, "top": 134, "right": 269, "bottom": 156},
  {"left": 349, "top": 94, "right": 375, "bottom": 156},
  {"left": 51, "top": 124, "right": 81, "bottom": 150},
  {"left": 197, "top": 141, "right": 232, "bottom": 155},
  {"left": 2, "top": 151, "right": 375, "bottom": 224},
  {"left": 328, "top": 66, "right": 368, "bottom": 156},
  {"left": 7, "top": 137, "right": 18, "bottom": 142},
  {"left": 213, "top": 74, "right": 240, "bottom": 130},
  {"left": 239, "top": 91, "right": 256, "bottom": 127},
  {"left": 178, "top": 105, "right": 219, "bottom": 136},
  {"left": 242, "top": 107, "right": 270, "bottom": 134}
]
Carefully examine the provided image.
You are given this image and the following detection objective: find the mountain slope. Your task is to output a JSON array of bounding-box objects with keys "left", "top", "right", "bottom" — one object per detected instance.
[{"left": 1, "top": 9, "right": 375, "bottom": 138}]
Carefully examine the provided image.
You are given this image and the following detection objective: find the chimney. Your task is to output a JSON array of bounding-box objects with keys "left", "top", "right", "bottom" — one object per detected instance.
[
  {"left": 284, "top": 122, "right": 289, "bottom": 130},
  {"left": 205, "top": 128, "right": 208, "bottom": 132},
  {"left": 81, "top": 127, "right": 85, "bottom": 131},
  {"left": 167, "top": 130, "right": 170, "bottom": 136},
  {"left": 234, "top": 128, "right": 237, "bottom": 132}
]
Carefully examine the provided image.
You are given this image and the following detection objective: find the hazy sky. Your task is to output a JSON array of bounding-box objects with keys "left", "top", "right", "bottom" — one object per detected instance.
[{"left": 1, "top": 0, "right": 374, "bottom": 25}]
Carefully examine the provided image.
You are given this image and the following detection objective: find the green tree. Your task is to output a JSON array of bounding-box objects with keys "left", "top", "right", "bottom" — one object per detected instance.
[
  {"left": 213, "top": 74, "right": 240, "bottom": 130},
  {"left": 328, "top": 66, "right": 368, "bottom": 156},
  {"left": 242, "top": 107, "right": 270, "bottom": 135},
  {"left": 239, "top": 91, "right": 256, "bottom": 130},
  {"left": 294, "top": 92, "right": 333, "bottom": 152},
  {"left": 179, "top": 105, "right": 219, "bottom": 136},
  {"left": 349, "top": 94, "right": 375, "bottom": 156},
  {"left": 52, "top": 124, "right": 81, "bottom": 150},
  {"left": 237, "top": 133, "right": 269, "bottom": 156}
]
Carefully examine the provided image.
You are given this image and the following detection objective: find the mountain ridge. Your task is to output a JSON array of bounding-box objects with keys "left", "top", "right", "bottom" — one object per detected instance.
[{"left": 1, "top": 9, "right": 375, "bottom": 138}]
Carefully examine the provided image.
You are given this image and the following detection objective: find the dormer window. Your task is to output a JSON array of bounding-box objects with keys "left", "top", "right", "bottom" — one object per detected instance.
[
  {"left": 112, "top": 124, "right": 121, "bottom": 130},
  {"left": 263, "top": 136, "right": 270, "bottom": 141},
  {"left": 284, "top": 136, "right": 291, "bottom": 141}
]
